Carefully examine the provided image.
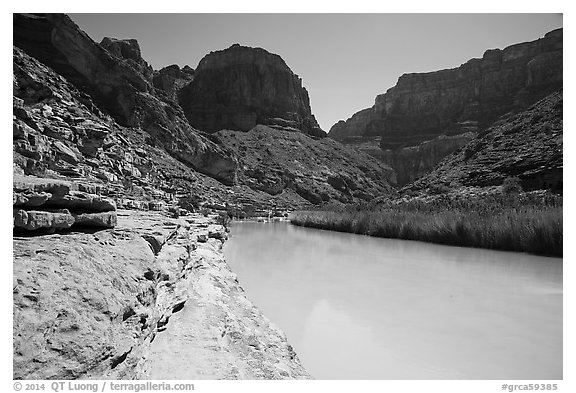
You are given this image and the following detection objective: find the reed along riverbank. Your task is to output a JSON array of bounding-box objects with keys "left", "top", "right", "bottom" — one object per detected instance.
[{"left": 290, "top": 190, "right": 562, "bottom": 257}]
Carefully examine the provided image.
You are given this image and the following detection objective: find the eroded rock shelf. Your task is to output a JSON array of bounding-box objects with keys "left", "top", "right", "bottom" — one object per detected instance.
[{"left": 13, "top": 209, "right": 310, "bottom": 379}]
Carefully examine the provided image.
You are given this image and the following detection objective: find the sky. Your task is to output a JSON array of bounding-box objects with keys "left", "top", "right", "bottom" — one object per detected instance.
[{"left": 69, "top": 13, "right": 562, "bottom": 131}]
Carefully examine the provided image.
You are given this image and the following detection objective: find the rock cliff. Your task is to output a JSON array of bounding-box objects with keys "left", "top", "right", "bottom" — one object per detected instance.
[
  {"left": 153, "top": 64, "right": 195, "bottom": 99},
  {"left": 13, "top": 44, "right": 233, "bottom": 214},
  {"left": 380, "top": 133, "right": 477, "bottom": 185},
  {"left": 330, "top": 29, "right": 562, "bottom": 185},
  {"left": 179, "top": 44, "right": 325, "bottom": 137},
  {"left": 407, "top": 90, "right": 563, "bottom": 193},
  {"left": 99, "top": 37, "right": 154, "bottom": 83},
  {"left": 13, "top": 13, "right": 238, "bottom": 185}
]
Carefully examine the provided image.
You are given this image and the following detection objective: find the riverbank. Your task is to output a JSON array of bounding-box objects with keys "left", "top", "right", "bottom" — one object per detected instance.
[
  {"left": 13, "top": 209, "right": 310, "bottom": 379},
  {"left": 290, "top": 190, "right": 562, "bottom": 257}
]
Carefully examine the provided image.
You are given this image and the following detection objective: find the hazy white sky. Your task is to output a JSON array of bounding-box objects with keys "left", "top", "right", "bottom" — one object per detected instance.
[{"left": 69, "top": 13, "right": 562, "bottom": 131}]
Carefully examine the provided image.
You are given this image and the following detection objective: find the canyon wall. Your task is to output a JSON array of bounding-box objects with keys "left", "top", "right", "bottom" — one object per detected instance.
[
  {"left": 179, "top": 44, "right": 325, "bottom": 137},
  {"left": 13, "top": 13, "right": 238, "bottom": 185},
  {"left": 330, "top": 29, "right": 562, "bottom": 185},
  {"left": 408, "top": 90, "right": 563, "bottom": 193}
]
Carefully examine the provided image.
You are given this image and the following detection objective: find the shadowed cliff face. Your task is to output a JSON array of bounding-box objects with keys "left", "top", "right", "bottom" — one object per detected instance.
[
  {"left": 380, "top": 133, "right": 477, "bottom": 186},
  {"left": 179, "top": 44, "right": 325, "bottom": 138},
  {"left": 153, "top": 64, "right": 195, "bottom": 100},
  {"left": 99, "top": 37, "right": 154, "bottom": 83},
  {"left": 13, "top": 13, "right": 238, "bottom": 185},
  {"left": 330, "top": 29, "right": 562, "bottom": 186},
  {"left": 407, "top": 90, "right": 563, "bottom": 193},
  {"left": 330, "top": 29, "right": 562, "bottom": 148}
]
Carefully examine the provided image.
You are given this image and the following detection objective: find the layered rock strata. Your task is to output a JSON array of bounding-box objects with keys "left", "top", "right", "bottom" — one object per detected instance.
[
  {"left": 13, "top": 42, "right": 238, "bottom": 213},
  {"left": 330, "top": 29, "right": 562, "bottom": 146},
  {"left": 179, "top": 44, "right": 325, "bottom": 137},
  {"left": 330, "top": 29, "right": 562, "bottom": 185},
  {"left": 13, "top": 175, "right": 117, "bottom": 232},
  {"left": 99, "top": 37, "right": 154, "bottom": 83},
  {"left": 14, "top": 210, "right": 310, "bottom": 379},
  {"left": 380, "top": 132, "right": 477, "bottom": 185},
  {"left": 13, "top": 13, "right": 238, "bottom": 185},
  {"left": 407, "top": 90, "right": 563, "bottom": 192},
  {"left": 153, "top": 64, "right": 195, "bottom": 100}
]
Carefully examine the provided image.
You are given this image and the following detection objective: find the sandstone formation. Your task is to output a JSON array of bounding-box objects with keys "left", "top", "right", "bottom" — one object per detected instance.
[
  {"left": 330, "top": 29, "right": 562, "bottom": 185},
  {"left": 14, "top": 210, "right": 310, "bottom": 379},
  {"left": 407, "top": 90, "right": 563, "bottom": 193},
  {"left": 100, "top": 37, "right": 154, "bottom": 83},
  {"left": 380, "top": 133, "right": 477, "bottom": 185},
  {"left": 13, "top": 175, "right": 117, "bottom": 232},
  {"left": 179, "top": 44, "right": 325, "bottom": 137},
  {"left": 13, "top": 45, "right": 185, "bottom": 208},
  {"left": 13, "top": 13, "right": 238, "bottom": 185},
  {"left": 153, "top": 64, "right": 194, "bottom": 99},
  {"left": 216, "top": 125, "right": 396, "bottom": 206}
]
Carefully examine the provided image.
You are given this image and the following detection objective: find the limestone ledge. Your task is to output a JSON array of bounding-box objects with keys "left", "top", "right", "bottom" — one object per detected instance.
[{"left": 13, "top": 209, "right": 310, "bottom": 379}]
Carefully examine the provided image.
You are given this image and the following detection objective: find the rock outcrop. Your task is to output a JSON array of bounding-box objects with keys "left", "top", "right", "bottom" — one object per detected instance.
[
  {"left": 153, "top": 64, "right": 194, "bottom": 99},
  {"left": 330, "top": 29, "right": 562, "bottom": 185},
  {"left": 380, "top": 132, "right": 477, "bottom": 185},
  {"left": 14, "top": 210, "right": 310, "bottom": 379},
  {"left": 179, "top": 44, "right": 325, "bottom": 137},
  {"left": 99, "top": 37, "right": 154, "bottom": 83},
  {"left": 13, "top": 175, "right": 117, "bottom": 232},
  {"left": 407, "top": 90, "right": 563, "bottom": 193},
  {"left": 13, "top": 44, "right": 197, "bottom": 210},
  {"left": 13, "top": 13, "right": 238, "bottom": 185}
]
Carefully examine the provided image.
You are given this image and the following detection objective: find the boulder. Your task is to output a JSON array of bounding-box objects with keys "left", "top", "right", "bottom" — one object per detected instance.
[
  {"left": 13, "top": 175, "right": 71, "bottom": 198},
  {"left": 73, "top": 212, "right": 117, "bottom": 228},
  {"left": 13, "top": 175, "right": 118, "bottom": 232},
  {"left": 207, "top": 224, "right": 226, "bottom": 240},
  {"left": 13, "top": 208, "right": 75, "bottom": 230},
  {"left": 13, "top": 191, "right": 51, "bottom": 207}
]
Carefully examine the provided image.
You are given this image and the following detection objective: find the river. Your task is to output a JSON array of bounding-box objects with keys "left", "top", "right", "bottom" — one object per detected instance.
[{"left": 223, "top": 221, "right": 563, "bottom": 380}]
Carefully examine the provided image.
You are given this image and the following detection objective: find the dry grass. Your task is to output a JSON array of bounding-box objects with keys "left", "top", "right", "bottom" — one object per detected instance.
[{"left": 290, "top": 192, "right": 562, "bottom": 257}]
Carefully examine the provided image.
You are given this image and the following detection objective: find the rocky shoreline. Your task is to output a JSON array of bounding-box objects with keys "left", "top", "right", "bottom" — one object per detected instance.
[{"left": 13, "top": 207, "right": 310, "bottom": 379}]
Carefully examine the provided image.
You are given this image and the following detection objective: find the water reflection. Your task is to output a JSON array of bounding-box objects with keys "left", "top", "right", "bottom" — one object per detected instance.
[{"left": 224, "top": 221, "right": 562, "bottom": 379}]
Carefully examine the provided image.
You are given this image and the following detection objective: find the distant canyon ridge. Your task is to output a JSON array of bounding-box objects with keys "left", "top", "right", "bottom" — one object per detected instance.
[
  {"left": 329, "top": 29, "right": 562, "bottom": 186},
  {"left": 13, "top": 13, "right": 562, "bottom": 214}
]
